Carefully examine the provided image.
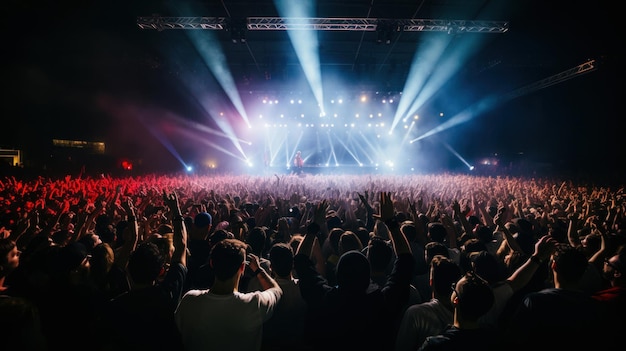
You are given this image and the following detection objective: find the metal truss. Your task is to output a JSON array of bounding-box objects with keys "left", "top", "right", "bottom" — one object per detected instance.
[
  {"left": 247, "top": 17, "right": 378, "bottom": 31},
  {"left": 137, "top": 16, "right": 508, "bottom": 33},
  {"left": 507, "top": 59, "right": 597, "bottom": 100},
  {"left": 400, "top": 19, "right": 508, "bottom": 33},
  {"left": 137, "top": 16, "right": 228, "bottom": 30}
]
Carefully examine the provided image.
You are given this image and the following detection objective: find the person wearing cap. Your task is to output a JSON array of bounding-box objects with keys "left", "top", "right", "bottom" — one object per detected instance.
[{"left": 193, "top": 212, "right": 213, "bottom": 236}]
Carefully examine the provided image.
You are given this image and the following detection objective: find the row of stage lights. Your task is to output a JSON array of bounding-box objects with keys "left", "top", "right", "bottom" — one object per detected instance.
[
  {"left": 261, "top": 98, "right": 397, "bottom": 105},
  {"left": 262, "top": 122, "right": 387, "bottom": 128},
  {"left": 256, "top": 114, "right": 422, "bottom": 129}
]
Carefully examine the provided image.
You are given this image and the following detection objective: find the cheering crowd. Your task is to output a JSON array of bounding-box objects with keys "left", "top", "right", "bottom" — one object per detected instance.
[{"left": 1, "top": 171, "right": 624, "bottom": 350}]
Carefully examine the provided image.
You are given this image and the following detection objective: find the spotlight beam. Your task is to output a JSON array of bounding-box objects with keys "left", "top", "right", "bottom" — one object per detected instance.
[
  {"left": 186, "top": 29, "right": 251, "bottom": 127},
  {"left": 442, "top": 141, "right": 473, "bottom": 170},
  {"left": 274, "top": 0, "right": 325, "bottom": 115},
  {"left": 409, "top": 59, "right": 597, "bottom": 144}
]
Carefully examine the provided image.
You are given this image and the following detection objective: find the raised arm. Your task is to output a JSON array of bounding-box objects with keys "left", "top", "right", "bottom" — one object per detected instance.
[
  {"left": 376, "top": 192, "right": 410, "bottom": 256},
  {"left": 163, "top": 190, "right": 188, "bottom": 268},
  {"left": 495, "top": 206, "right": 524, "bottom": 255},
  {"left": 297, "top": 200, "right": 328, "bottom": 259},
  {"left": 115, "top": 198, "right": 138, "bottom": 269},
  {"left": 247, "top": 252, "right": 281, "bottom": 291},
  {"left": 506, "top": 234, "right": 557, "bottom": 292},
  {"left": 452, "top": 199, "right": 472, "bottom": 244}
]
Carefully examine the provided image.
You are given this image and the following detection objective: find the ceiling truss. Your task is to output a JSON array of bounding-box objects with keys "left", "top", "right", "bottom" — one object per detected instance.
[{"left": 137, "top": 16, "right": 508, "bottom": 33}]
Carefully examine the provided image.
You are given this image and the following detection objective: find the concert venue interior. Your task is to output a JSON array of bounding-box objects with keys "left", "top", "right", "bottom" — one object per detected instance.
[{"left": 2, "top": 1, "right": 619, "bottom": 178}]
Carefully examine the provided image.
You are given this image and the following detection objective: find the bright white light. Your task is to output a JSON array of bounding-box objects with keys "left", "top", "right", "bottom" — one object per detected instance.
[{"left": 186, "top": 166, "right": 193, "bottom": 172}]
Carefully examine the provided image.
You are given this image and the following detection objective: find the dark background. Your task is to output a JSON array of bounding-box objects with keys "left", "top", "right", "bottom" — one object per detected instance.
[{"left": 1, "top": 1, "right": 622, "bottom": 179}]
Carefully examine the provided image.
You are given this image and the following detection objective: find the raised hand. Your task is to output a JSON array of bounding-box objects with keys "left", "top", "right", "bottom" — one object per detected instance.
[
  {"left": 121, "top": 197, "right": 135, "bottom": 217},
  {"left": 408, "top": 199, "right": 417, "bottom": 215},
  {"left": 451, "top": 199, "right": 461, "bottom": 215},
  {"left": 533, "top": 234, "right": 557, "bottom": 262},
  {"left": 374, "top": 191, "right": 394, "bottom": 222},
  {"left": 313, "top": 199, "right": 330, "bottom": 226},
  {"left": 163, "top": 190, "right": 182, "bottom": 215},
  {"left": 358, "top": 191, "right": 373, "bottom": 213}
]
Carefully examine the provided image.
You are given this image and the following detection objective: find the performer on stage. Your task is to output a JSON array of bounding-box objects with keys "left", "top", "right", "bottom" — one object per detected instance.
[{"left": 293, "top": 151, "right": 304, "bottom": 174}]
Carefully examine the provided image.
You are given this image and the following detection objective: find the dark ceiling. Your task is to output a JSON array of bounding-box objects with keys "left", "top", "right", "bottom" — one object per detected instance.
[
  {"left": 1, "top": 0, "right": 621, "bottom": 175},
  {"left": 125, "top": 0, "right": 608, "bottom": 94},
  {"left": 126, "top": 0, "right": 614, "bottom": 90}
]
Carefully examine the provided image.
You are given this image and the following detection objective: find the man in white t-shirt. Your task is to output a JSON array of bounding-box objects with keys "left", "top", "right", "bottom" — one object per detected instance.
[
  {"left": 175, "top": 238, "right": 282, "bottom": 351},
  {"left": 395, "top": 255, "right": 462, "bottom": 351}
]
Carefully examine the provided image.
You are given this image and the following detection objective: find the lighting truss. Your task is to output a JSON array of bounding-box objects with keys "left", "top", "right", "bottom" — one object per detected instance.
[
  {"left": 401, "top": 19, "right": 508, "bottom": 33},
  {"left": 137, "top": 16, "right": 508, "bottom": 33},
  {"left": 247, "top": 17, "right": 378, "bottom": 31},
  {"left": 507, "top": 59, "right": 596, "bottom": 99},
  {"left": 137, "top": 16, "right": 228, "bottom": 30}
]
